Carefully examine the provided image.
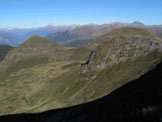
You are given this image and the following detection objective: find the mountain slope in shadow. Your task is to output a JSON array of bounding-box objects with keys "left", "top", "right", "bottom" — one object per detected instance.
[
  {"left": 0, "top": 60, "right": 162, "bottom": 122},
  {"left": 0, "top": 45, "right": 13, "bottom": 62}
]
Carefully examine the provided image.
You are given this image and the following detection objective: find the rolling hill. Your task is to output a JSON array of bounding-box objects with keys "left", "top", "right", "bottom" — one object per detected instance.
[{"left": 0, "top": 28, "right": 162, "bottom": 116}]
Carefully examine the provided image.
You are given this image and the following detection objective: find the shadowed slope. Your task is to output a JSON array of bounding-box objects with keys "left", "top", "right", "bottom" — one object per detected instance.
[
  {"left": 0, "top": 59, "right": 162, "bottom": 122},
  {"left": 0, "top": 45, "right": 13, "bottom": 62}
]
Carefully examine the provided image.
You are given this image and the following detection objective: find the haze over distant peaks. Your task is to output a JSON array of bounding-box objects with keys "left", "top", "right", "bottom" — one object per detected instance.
[
  {"left": 46, "top": 21, "right": 162, "bottom": 47},
  {"left": 132, "top": 21, "right": 145, "bottom": 27},
  {"left": 0, "top": 21, "right": 162, "bottom": 47},
  {"left": 0, "top": 30, "right": 24, "bottom": 47}
]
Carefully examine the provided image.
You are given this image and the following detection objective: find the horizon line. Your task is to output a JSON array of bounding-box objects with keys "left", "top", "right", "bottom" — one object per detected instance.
[{"left": 0, "top": 21, "right": 162, "bottom": 29}]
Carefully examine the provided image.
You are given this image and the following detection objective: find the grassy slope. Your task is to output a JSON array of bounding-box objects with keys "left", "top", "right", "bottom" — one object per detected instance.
[
  {"left": 0, "top": 28, "right": 162, "bottom": 115},
  {"left": 0, "top": 50, "right": 161, "bottom": 115},
  {"left": 0, "top": 36, "right": 90, "bottom": 115}
]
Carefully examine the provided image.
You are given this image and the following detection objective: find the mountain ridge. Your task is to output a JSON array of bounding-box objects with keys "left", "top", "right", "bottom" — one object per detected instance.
[
  {"left": 46, "top": 22, "right": 162, "bottom": 47},
  {"left": 1, "top": 22, "right": 162, "bottom": 47},
  {"left": 0, "top": 28, "right": 162, "bottom": 116}
]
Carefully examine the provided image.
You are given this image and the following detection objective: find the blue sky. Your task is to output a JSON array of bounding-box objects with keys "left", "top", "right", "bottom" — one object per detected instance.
[{"left": 0, "top": 0, "right": 162, "bottom": 27}]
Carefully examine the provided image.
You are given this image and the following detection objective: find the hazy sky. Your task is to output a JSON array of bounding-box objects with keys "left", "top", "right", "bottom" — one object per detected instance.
[{"left": 0, "top": 0, "right": 162, "bottom": 27}]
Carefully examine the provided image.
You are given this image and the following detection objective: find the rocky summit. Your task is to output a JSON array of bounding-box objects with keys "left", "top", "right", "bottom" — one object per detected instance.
[{"left": 0, "top": 27, "right": 162, "bottom": 116}]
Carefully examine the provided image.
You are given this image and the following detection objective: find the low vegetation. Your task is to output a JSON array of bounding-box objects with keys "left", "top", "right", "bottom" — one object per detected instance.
[{"left": 0, "top": 28, "right": 162, "bottom": 116}]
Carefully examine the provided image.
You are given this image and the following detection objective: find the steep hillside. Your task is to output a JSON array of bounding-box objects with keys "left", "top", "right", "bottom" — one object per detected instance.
[
  {"left": 0, "top": 45, "right": 13, "bottom": 62},
  {"left": 0, "top": 28, "right": 162, "bottom": 116},
  {"left": 1, "top": 60, "right": 162, "bottom": 122},
  {"left": 0, "top": 30, "right": 24, "bottom": 46},
  {"left": 0, "top": 35, "right": 89, "bottom": 76}
]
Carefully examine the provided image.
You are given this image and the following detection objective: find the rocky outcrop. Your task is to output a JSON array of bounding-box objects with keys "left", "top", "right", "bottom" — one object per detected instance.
[{"left": 86, "top": 28, "right": 162, "bottom": 70}]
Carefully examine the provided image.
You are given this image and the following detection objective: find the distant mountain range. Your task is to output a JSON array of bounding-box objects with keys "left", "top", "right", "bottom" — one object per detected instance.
[
  {"left": 0, "top": 30, "right": 24, "bottom": 47},
  {"left": 46, "top": 21, "right": 162, "bottom": 47},
  {"left": 18, "top": 25, "right": 77, "bottom": 40},
  {"left": 0, "top": 25, "right": 78, "bottom": 37},
  {"left": 0, "top": 25, "right": 78, "bottom": 46},
  {"left": 1, "top": 21, "right": 162, "bottom": 47}
]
